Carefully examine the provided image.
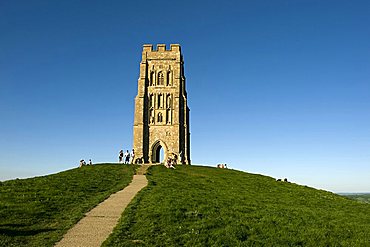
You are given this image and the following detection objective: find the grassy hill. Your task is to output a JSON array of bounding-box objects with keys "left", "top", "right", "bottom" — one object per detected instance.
[
  {"left": 0, "top": 164, "right": 135, "bottom": 247},
  {"left": 2, "top": 164, "right": 370, "bottom": 246},
  {"left": 104, "top": 165, "right": 370, "bottom": 246}
]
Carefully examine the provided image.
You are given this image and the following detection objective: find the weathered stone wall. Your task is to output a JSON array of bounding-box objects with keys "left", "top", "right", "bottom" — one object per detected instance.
[{"left": 133, "top": 44, "right": 191, "bottom": 164}]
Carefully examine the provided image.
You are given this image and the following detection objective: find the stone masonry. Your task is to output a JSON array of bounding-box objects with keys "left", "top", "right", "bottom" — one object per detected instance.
[{"left": 132, "top": 44, "right": 191, "bottom": 164}]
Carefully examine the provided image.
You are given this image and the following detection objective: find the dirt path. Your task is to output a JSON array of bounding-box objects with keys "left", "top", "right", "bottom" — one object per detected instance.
[{"left": 55, "top": 165, "right": 150, "bottom": 247}]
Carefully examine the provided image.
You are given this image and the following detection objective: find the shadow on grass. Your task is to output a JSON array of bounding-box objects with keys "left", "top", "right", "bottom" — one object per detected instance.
[{"left": 0, "top": 227, "right": 57, "bottom": 236}]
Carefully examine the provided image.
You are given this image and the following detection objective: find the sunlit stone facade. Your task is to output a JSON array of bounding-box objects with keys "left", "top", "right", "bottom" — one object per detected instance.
[{"left": 132, "top": 44, "right": 190, "bottom": 164}]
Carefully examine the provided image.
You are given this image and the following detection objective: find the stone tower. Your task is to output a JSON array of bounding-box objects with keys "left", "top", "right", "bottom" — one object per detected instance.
[{"left": 132, "top": 44, "right": 190, "bottom": 164}]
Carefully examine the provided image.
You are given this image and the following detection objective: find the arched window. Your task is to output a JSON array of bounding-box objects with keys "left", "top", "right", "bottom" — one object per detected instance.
[
  {"left": 158, "top": 71, "right": 164, "bottom": 85},
  {"left": 166, "top": 109, "right": 171, "bottom": 124},
  {"left": 166, "top": 94, "right": 172, "bottom": 108},
  {"left": 158, "top": 112, "right": 163, "bottom": 123},
  {"left": 150, "top": 71, "right": 155, "bottom": 86},
  {"left": 149, "top": 94, "right": 154, "bottom": 108},
  {"left": 166, "top": 71, "right": 172, "bottom": 86},
  {"left": 149, "top": 109, "right": 154, "bottom": 124},
  {"left": 158, "top": 94, "right": 162, "bottom": 108}
]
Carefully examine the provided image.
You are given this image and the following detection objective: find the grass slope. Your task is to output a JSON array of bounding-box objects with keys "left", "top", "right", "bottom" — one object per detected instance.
[
  {"left": 0, "top": 164, "right": 135, "bottom": 247},
  {"left": 104, "top": 165, "right": 370, "bottom": 246}
]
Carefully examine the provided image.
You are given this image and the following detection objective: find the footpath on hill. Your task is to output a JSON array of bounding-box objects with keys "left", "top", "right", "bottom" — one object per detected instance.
[
  {"left": 55, "top": 165, "right": 150, "bottom": 247},
  {"left": 103, "top": 165, "right": 370, "bottom": 246}
]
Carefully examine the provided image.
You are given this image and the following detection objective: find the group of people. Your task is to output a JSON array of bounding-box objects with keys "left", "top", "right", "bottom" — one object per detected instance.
[
  {"left": 217, "top": 163, "right": 228, "bottom": 169},
  {"left": 79, "top": 159, "right": 93, "bottom": 167},
  {"left": 119, "top": 149, "right": 135, "bottom": 164},
  {"left": 78, "top": 149, "right": 184, "bottom": 167},
  {"left": 276, "top": 178, "right": 289, "bottom": 182}
]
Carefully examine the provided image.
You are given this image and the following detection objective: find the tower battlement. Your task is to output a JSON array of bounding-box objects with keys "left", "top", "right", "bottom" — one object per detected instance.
[{"left": 142, "top": 44, "right": 181, "bottom": 52}]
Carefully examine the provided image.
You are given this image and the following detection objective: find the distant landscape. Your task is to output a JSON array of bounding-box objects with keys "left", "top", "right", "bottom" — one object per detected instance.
[{"left": 343, "top": 193, "right": 370, "bottom": 204}]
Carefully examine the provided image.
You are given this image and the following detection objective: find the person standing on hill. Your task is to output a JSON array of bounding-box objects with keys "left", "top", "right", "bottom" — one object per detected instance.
[
  {"left": 124, "top": 150, "right": 130, "bottom": 164},
  {"left": 119, "top": 150, "right": 124, "bottom": 163},
  {"left": 130, "top": 149, "right": 135, "bottom": 164}
]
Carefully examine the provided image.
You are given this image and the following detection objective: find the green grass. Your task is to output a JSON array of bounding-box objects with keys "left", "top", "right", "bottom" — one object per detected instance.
[
  {"left": 104, "top": 165, "right": 370, "bottom": 246},
  {"left": 0, "top": 164, "right": 135, "bottom": 247}
]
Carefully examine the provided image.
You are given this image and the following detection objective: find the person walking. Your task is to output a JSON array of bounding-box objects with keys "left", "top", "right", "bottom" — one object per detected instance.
[
  {"left": 119, "top": 150, "right": 124, "bottom": 163},
  {"left": 124, "top": 150, "right": 130, "bottom": 164}
]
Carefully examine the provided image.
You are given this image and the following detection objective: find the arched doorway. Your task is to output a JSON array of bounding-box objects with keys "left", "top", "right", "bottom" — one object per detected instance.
[{"left": 151, "top": 141, "right": 166, "bottom": 164}]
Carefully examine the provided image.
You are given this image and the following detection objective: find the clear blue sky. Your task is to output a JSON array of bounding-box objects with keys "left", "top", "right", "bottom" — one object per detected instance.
[{"left": 1, "top": 0, "right": 369, "bottom": 193}]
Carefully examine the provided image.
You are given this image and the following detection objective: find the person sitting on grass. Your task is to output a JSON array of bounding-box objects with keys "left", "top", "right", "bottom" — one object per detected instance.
[
  {"left": 166, "top": 157, "right": 176, "bottom": 169},
  {"left": 173, "top": 154, "right": 178, "bottom": 164},
  {"left": 79, "top": 159, "right": 86, "bottom": 168}
]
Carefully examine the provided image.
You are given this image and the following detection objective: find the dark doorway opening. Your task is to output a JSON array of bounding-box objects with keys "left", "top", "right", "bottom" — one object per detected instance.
[
  {"left": 152, "top": 141, "right": 166, "bottom": 164},
  {"left": 154, "top": 145, "right": 162, "bottom": 163},
  {"left": 154, "top": 145, "right": 165, "bottom": 163}
]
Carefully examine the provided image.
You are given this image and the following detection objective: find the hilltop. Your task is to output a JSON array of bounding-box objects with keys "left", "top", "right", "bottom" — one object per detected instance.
[{"left": 1, "top": 164, "right": 370, "bottom": 246}]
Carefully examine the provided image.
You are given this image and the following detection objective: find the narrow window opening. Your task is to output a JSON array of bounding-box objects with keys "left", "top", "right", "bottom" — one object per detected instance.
[{"left": 158, "top": 71, "right": 164, "bottom": 85}]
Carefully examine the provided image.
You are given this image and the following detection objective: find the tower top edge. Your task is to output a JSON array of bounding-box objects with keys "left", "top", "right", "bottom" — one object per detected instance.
[{"left": 143, "top": 44, "right": 181, "bottom": 52}]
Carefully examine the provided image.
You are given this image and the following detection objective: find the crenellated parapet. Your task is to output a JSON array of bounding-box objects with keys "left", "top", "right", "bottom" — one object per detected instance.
[{"left": 142, "top": 44, "right": 181, "bottom": 52}]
